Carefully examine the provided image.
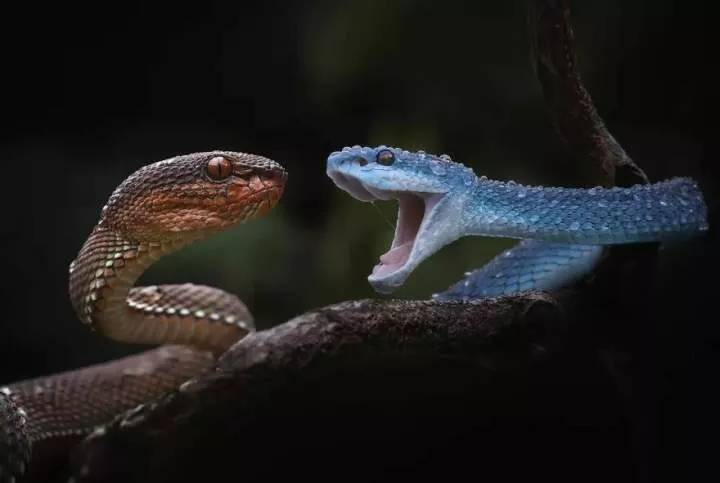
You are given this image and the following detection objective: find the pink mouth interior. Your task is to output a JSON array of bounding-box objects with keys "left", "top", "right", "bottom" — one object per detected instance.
[
  {"left": 372, "top": 194, "right": 438, "bottom": 278},
  {"left": 327, "top": 169, "right": 443, "bottom": 280}
]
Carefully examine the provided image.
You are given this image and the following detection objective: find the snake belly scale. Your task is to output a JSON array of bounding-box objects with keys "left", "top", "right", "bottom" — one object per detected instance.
[{"left": 1, "top": 151, "right": 286, "bottom": 481}]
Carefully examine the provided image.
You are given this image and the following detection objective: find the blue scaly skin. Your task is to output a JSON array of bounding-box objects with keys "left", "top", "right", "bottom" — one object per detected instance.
[{"left": 326, "top": 146, "right": 709, "bottom": 299}]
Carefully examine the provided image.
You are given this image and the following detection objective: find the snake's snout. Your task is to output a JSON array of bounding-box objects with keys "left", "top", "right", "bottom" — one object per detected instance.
[
  {"left": 253, "top": 163, "right": 287, "bottom": 207},
  {"left": 228, "top": 160, "right": 287, "bottom": 221},
  {"left": 268, "top": 164, "right": 288, "bottom": 184},
  {"left": 240, "top": 153, "right": 287, "bottom": 196}
]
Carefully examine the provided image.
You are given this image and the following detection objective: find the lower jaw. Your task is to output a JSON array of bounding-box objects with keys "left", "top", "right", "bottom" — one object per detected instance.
[
  {"left": 367, "top": 268, "right": 410, "bottom": 294},
  {"left": 363, "top": 192, "right": 443, "bottom": 294}
]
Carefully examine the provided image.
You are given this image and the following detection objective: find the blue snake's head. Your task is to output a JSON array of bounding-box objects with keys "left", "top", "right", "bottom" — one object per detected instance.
[{"left": 327, "top": 145, "right": 476, "bottom": 294}]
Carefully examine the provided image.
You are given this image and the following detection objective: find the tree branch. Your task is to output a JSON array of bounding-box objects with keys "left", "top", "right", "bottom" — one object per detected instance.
[
  {"left": 528, "top": 0, "right": 648, "bottom": 187},
  {"left": 69, "top": 294, "right": 627, "bottom": 483}
]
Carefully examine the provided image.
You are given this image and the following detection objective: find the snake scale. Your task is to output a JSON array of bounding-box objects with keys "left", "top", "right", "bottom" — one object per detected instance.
[{"left": 1, "top": 151, "right": 287, "bottom": 481}]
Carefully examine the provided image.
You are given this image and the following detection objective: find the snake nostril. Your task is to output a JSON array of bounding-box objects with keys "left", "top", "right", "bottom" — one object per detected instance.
[
  {"left": 262, "top": 167, "right": 287, "bottom": 184},
  {"left": 357, "top": 157, "right": 368, "bottom": 167}
]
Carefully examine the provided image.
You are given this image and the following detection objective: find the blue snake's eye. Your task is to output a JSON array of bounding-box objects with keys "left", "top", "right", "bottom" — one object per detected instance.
[{"left": 376, "top": 149, "right": 395, "bottom": 166}]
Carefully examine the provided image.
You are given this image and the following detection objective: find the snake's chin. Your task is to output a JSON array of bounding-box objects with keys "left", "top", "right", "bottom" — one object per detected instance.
[{"left": 327, "top": 171, "right": 444, "bottom": 292}]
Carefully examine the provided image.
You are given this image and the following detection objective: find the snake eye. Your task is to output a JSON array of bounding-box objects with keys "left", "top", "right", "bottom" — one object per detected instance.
[
  {"left": 376, "top": 149, "right": 395, "bottom": 166},
  {"left": 206, "top": 156, "right": 233, "bottom": 180}
]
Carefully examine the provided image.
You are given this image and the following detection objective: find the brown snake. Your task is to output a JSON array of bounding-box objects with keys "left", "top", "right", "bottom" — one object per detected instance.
[{"left": 0, "top": 151, "right": 287, "bottom": 481}]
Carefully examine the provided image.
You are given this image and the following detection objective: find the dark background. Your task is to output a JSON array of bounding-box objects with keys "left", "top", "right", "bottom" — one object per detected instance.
[{"left": 0, "top": 0, "right": 715, "bottom": 479}]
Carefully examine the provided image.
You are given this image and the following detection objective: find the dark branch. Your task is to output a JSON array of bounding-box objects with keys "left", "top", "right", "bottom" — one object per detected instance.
[
  {"left": 528, "top": 0, "right": 648, "bottom": 187},
  {"left": 68, "top": 294, "right": 627, "bottom": 483}
]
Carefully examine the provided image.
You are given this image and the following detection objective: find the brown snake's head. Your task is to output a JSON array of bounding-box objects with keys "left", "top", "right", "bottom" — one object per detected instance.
[{"left": 96, "top": 151, "right": 286, "bottom": 241}]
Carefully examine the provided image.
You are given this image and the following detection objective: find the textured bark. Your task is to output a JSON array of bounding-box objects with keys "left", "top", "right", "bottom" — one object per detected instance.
[{"left": 528, "top": 0, "right": 649, "bottom": 187}]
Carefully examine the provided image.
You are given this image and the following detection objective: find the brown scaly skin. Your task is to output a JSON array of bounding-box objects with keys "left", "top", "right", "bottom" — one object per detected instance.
[
  {"left": 1, "top": 151, "right": 286, "bottom": 482},
  {"left": 69, "top": 150, "right": 285, "bottom": 353}
]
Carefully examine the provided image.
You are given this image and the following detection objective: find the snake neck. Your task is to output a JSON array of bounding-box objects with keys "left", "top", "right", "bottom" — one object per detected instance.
[
  {"left": 69, "top": 228, "right": 189, "bottom": 333},
  {"left": 68, "top": 227, "right": 252, "bottom": 354}
]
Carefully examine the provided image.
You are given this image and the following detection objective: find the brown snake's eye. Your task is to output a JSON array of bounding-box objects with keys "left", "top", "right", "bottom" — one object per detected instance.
[
  {"left": 206, "top": 156, "right": 233, "bottom": 180},
  {"left": 376, "top": 149, "right": 395, "bottom": 166}
]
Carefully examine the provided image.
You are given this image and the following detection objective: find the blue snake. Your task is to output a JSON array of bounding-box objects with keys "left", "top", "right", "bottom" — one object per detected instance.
[{"left": 326, "top": 146, "right": 709, "bottom": 299}]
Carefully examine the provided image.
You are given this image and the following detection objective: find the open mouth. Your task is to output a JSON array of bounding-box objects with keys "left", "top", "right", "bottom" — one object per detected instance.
[
  {"left": 372, "top": 193, "right": 440, "bottom": 278},
  {"left": 328, "top": 171, "right": 444, "bottom": 281}
]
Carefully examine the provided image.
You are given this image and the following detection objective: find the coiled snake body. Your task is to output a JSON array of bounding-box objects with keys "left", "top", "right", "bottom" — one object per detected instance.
[{"left": 1, "top": 151, "right": 286, "bottom": 480}]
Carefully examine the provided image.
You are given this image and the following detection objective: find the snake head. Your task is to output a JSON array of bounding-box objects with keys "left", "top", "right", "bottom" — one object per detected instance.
[
  {"left": 327, "top": 145, "right": 476, "bottom": 294},
  {"left": 97, "top": 151, "right": 287, "bottom": 240}
]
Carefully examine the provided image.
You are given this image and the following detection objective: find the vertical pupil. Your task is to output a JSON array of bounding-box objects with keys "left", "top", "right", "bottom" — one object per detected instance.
[{"left": 208, "top": 157, "right": 231, "bottom": 179}]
